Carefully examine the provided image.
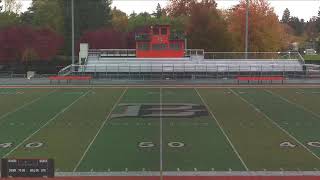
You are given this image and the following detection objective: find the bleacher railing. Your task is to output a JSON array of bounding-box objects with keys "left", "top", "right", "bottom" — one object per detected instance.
[
  {"left": 65, "top": 64, "right": 304, "bottom": 74},
  {"left": 88, "top": 49, "right": 206, "bottom": 58},
  {"left": 89, "top": 49, "right": 136, "bottom": 57},
  {"left": 204, "top": 52, "right": 305, "bottom": 63}
]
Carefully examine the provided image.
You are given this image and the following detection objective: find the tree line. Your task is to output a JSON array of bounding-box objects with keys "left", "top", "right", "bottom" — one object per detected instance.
[{"left": 0, "top": 0, "right": 319, "bottom": 65}]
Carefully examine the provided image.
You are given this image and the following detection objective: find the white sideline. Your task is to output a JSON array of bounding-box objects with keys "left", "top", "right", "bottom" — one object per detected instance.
[
  {"left": 265, "top": 89, "right": 320, "bottom": 120},
  {"left": 195, "top": 88, "right": 249, "bottom": 171},
  {"left": 159, "top": 88, "right": 163, "bottom": 180},
  {"left": 3, "top": 89, "right": 90, "bottom": 158},
  {"left": 0, "top": 89, "right": 57, "bottom": 126},
  {"left": 73, "top": 88, "right": 128, "bottom": 172},
  {"left": 229, "top": 88, "right": 320, "bottom": 161},
  {"left": 55, "top": 171, "right": 320, "bottom": 177}
]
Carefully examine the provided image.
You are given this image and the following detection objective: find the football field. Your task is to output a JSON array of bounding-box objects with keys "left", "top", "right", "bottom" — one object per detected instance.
[{"left": 1, "top": 87, "right": 320, "bottom": 175}]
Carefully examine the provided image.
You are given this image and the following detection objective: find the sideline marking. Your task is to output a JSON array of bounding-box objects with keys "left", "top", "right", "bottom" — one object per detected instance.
[
  {"left": 160, "top": 88, "right": 163, "bottom": 180},
  {"left": 3, "top": 89, "right": 90, "bottom": 158},
  {"left": 0, "top": 89, "right": 57, "bottom": 126},
  {"left": 73, "top": 88, "right": 128, "bottom": 172},
  {"left": 230, "top": 89, "right": 320, "bottom": 161},
  {"left": 195, "top": 88, "right": 249, "bottom": 171},
  {"left": 265, "top": 89, "right": 320, "bottom": 120}
]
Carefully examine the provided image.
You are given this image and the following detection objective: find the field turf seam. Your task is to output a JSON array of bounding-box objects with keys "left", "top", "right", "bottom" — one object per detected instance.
[
  {"left": 229, "top": 88, "right": 320, "bottom": 162},
  {"left": 0, "top": 89, "right": 57, "bottom": 126},
  {"left": 2, "top": 89, "right": 91, "bottom": 158},
  {"left": 264, "top": 89, "right": 320, "bottom": 120},
  {"left": 73, "top": 88, "right": 128, "bottom": 172},
  {"left": 195, "top": 88, "right": 249, "bottom": 171}
]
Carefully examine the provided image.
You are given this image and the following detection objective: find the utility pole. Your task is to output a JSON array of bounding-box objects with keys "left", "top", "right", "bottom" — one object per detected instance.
[
  {"left": 71, "top": 0, "right": 75, "bottom": 67},
  {"left": 245, "top": 0, "right": 249, "bottom": 59}
]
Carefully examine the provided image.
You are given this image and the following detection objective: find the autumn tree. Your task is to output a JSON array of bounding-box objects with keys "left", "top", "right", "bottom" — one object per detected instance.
[
  {"left": 281, "top": 8, "right": 290, "bottom": 23},
  {"left": 0, "top": 26, "right": 63, "bottom": 63},
  {"left": 166, "top": 0, "right": 195, "bottom": 17},
  {"left": 24, "top": 0, "right": 64, "bottom": 34},
  {"left": 167, "top": 0, "right": 216, "bottom": 16},
  {"left": 79, "top": 28, "right": 127, "bottom": 49},
  {"left": 3, "top": 0, "right": 21, "bottom": 13},
  {"left": 112, "top": 7, "right": 128, "bottom": 31},
  {"left": 0, "top": 11, "right": 20, "bottom": 28},
  {"left": 228, "top": 0, "right": 286, "bottom": 52},
  {"left": 187, "top": 0, "right": 234, "bottom": 51}
]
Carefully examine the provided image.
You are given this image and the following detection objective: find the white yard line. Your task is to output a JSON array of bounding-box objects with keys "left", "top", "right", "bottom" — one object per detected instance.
[
  {"left": 230, "top": 88, "right": 320, "bottom": 161},
  {"left": 73, "top": 88, "right": 128, "bottom": 172},
  {"left": 0, "top": 89, "right": 57, "bottom": 126},
  {"left": 265, "top": 89, "right": 320, "bottom": 120},
  {"left": 3, "top": 89, "right": 90, "bottom": 158},
  {"left": 160, "top": 88, "right": 163, "bottom": 180},
  {"left": 195, "top": 88, "right": 249, "bottom": 171}
]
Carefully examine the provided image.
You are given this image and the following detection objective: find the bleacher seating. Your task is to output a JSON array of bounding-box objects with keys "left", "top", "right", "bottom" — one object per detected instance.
[{"left": 79, "top": 55, "right": 304, "bottom": 73}]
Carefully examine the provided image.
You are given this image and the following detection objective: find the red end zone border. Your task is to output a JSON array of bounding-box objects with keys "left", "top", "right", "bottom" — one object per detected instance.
[{"left": 5, "top": 177, "right": 320, "bottom": 180}]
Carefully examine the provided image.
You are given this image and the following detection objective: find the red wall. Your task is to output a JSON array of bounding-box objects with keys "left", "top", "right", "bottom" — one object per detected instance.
[{"left": 136, "top": 50, "right": 185, "bottom": 58}]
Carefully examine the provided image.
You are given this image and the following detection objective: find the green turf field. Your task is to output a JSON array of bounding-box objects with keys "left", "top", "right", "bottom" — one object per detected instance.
[{"left": 1, "top": 87, "right": 320, "bottom": 173}]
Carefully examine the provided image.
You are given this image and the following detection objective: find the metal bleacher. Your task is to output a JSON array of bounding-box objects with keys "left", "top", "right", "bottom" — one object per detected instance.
[
  {"left": 59, "top": 50, "right": 305, "bottom": 78},
  {"left": 80, "top": 50, "right": 304, "bottom": 73}
]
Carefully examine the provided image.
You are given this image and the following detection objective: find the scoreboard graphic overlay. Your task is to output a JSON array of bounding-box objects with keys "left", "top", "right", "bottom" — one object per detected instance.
[{"left": 1, "top": 158, "right": 54, "bottom": 178}]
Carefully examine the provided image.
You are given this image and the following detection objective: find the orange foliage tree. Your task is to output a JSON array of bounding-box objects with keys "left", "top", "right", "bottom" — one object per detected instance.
[
  {"left": 166, "top": 0, "right": 195, "bottom": 17},
  {"left": 187, "top": 0, "right": 234, "bottom": 51},
  {"left": 166, "top": 0, "right": 234, "bottom": 51},
  {"left": 227, "top": 0, "right": 288, "bottom": 52}
]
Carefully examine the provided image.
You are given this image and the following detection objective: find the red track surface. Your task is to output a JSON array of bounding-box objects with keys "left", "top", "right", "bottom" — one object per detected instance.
[{"left": 5, "top": 176, "right": 320, "bottom": 180}]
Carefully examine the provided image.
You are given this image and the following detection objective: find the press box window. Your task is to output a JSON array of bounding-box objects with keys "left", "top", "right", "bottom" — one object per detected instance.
[
  {"left": 161, "top": 28, "right": 167, "bottom": 35},
  {"left": 170, "top": 43, "right": 181, "bottom": 50},
  {"left": 152, "top": 44, "right": 167, "bottom": 50},
  {"left": 138, "top": 43, "right": 150, "bottom": 50},
  {"left": 153, "top": 28, "right": 160, "bottom": 35}
]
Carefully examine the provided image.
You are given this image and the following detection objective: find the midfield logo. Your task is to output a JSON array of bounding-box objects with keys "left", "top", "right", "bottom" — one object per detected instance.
[{"left": 111, "top": 103, "right": 209, "bottom": 118}]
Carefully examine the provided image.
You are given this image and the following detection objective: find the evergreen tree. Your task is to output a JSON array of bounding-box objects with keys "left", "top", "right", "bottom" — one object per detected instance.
[
  {"left": 155, "top": 3, "right": 162, "bottom": 18},
  {"left": 288, "top": 17, "right": 305, "bottom": 36},
  {"left": 62, "top": 0, "right": 113, "bottom": 55},
  {"left": 281, "top": 8, "right": 290, "bottom": 23}
]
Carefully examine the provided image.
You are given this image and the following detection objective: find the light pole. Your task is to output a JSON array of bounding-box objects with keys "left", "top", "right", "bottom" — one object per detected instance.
[
  {"left": 245, "top": 0, "right": 249, "bottom": 59},
  {"left": 71, "top": 0, "right": 75, "bottom": 67}
]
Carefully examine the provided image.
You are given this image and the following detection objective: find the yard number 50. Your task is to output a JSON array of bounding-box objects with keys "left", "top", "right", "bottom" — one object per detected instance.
[{"left": 138, "top": 142, "right": 185, "bottom": 148}]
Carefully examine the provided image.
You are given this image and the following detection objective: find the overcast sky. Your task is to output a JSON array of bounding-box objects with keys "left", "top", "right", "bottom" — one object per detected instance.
[{"left": 18, "top": 0, "right": 320, "bottom": 21}]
